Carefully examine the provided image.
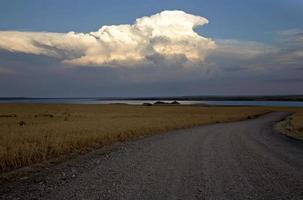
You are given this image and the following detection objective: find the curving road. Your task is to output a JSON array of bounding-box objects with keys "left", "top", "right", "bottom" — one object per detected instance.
[{"left": 1, "top": 112, "right": 303, "bottom": 200}]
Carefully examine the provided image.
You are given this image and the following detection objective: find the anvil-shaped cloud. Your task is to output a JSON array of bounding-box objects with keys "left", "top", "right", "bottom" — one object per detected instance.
[{"left": 0, "top": 10, "right": 216, "bottom": 67}]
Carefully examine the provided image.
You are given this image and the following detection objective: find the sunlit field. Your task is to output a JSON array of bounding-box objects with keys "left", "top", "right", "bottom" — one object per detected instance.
[{"left": 0, "top": 104, "right": 272, "bottom": 172}]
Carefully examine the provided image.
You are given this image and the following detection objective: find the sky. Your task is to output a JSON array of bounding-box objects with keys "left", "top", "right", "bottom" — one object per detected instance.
[{"left": 0, "top": 0, "right": 303, "bottom": 97}]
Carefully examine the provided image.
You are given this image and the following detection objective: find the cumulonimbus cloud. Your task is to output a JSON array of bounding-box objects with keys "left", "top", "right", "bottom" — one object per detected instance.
[{"left": 0, "top": 10, "right": 216, "bottom": 67}]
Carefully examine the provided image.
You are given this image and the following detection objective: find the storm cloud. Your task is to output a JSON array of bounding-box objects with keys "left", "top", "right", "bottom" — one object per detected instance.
[
  {"left": 0, "top": 10, "right": 216, "bottom": 67},
  {"left": 0, "top": 8, "right": 302, "bottom": 97}
]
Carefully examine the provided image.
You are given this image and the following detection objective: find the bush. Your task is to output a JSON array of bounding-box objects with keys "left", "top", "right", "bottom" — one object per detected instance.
[{"left": 18, "top": 121, "right": 26, "bottom": 126}]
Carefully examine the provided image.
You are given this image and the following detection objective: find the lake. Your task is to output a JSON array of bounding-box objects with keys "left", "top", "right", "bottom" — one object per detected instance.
[{"left": 0, "top": 98, "right": 303, "bottom": 107}]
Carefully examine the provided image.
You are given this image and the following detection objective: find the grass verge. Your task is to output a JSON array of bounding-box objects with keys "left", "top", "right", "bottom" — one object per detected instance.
[{"left": 276, "top": 109, "right": 303, "bottom": 140}]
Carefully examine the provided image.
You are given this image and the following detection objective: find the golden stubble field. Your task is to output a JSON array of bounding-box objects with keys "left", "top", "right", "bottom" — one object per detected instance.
[
  {"left": 276, "top": 108, "right": 303, "bottom": 140},
  {"left": 0, "top": 103, "right": 302, "bottom": 173}
]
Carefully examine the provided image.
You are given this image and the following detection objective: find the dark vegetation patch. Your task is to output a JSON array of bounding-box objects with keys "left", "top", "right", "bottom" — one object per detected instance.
[
  {"left": 0, "top": 114, "right": 17, "bottom": 118},
  {"left": 34, "top": 114, "right": 54, "bottom": 118},
  {"left": 18, "top": 121, "right": 26, "bottom": 126}
]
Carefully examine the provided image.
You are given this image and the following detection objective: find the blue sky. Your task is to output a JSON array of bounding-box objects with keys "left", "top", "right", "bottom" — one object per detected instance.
[
  {"left": 1, "top": 0, "right": 302, "bottom": 42},
  {"left": 0, "top": 0, "right": 302, "bottom": 97}
]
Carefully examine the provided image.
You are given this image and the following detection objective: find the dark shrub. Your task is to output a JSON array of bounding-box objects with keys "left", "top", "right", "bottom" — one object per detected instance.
[
  {"left": 18, "top": 121, "right": 26, "bottom": 126},
  {"left": 34, "top": 114, "right": 54, "bottom": 118},
  {"left": 154, "top": 101, "right": 167, "bottom": 105},
  {"left": 0, "top": 114, "right": 17, "bottom": 118},
  {"left": 171, "top": 101, "right": 180, "bottom": 105}
]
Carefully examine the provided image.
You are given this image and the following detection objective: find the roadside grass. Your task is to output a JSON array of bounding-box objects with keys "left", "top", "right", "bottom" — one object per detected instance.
[
  {"left": 276, "top": 108, "right": 303, "bottom": 140},
  {"left": 0, "top": 104, "right": 270, "bottom": 173},
  {"left": 291, "top": 111, "right": 303, "bottom": 133}
]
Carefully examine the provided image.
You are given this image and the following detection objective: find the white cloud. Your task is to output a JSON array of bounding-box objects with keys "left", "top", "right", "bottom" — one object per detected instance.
[{"left": 0, "top": 10, "right": 216, "bottom": 67}]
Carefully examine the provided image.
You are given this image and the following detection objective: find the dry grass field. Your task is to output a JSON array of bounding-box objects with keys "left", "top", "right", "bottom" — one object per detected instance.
[
  {"left": 0, "top": 104, "right": 271, "bottom": 172},
  {"left": 292, "top": 112, "right": 303, "bottom": 133},
  {"left": 0, "top": 104, "right": 302, "bottom": 173},
  {"left": 276, "top": 108, "right": 303, "bottom": 140}
]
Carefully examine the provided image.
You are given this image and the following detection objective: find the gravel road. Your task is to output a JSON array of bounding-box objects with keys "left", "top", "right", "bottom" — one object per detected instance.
[{"left": 1, "top": 112, "right": 303, "bottom": 200}]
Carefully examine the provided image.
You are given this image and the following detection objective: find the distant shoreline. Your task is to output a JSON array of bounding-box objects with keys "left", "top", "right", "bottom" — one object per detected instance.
[{"left": 1, "top": 95, "right": 303, "bottom": 102}]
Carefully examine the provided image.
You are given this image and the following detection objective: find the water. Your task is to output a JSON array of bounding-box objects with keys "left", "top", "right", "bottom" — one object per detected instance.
[
  {"left": 204, "top": 100, "right": 303, "bottom": 107},
  {"left": 0, "top": 98, "right": 303, "bottom": 107}
]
